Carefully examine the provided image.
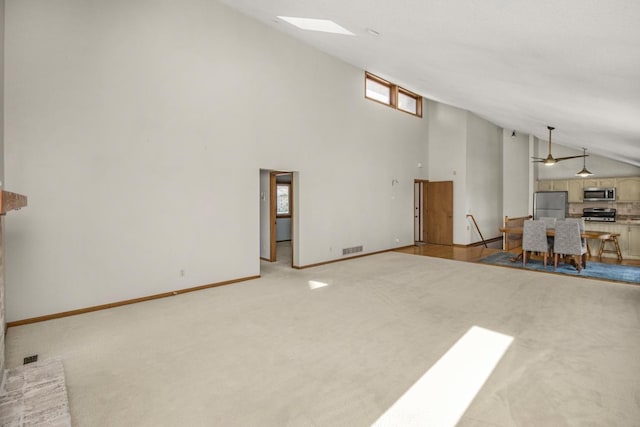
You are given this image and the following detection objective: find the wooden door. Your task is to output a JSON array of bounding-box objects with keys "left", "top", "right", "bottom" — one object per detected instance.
[{"left": 426, "top": 181, "right": 453, "bottom": 245}]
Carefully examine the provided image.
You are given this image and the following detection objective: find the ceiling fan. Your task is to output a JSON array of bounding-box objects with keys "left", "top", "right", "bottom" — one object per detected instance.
[{"left": 532, "top": 126, "right": 587, "bottom": 165}]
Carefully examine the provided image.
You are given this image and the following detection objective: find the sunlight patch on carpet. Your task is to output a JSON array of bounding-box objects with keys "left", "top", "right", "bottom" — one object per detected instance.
[
  {"left": 373, "top": 326, "right": 513, "bottom": 427},
  {"left": 308, "top": 280, "right": 329, "bottom": 290}
]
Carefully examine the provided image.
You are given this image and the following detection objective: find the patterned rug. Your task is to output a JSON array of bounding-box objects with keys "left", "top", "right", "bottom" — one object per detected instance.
[
  {"left": 480, "top": 252, "right": 640, "bottom": 284},
  {"left": 0, "top": 358, "right": 71, "bottom": 426}
]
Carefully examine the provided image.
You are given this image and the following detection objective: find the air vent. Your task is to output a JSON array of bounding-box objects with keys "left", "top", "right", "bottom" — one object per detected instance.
[
  {"left": 342, "top": 245, "right": 363, "bottom": 256},
  {"left": 23, "top": 355, "right": 38, "bottom": 365}
]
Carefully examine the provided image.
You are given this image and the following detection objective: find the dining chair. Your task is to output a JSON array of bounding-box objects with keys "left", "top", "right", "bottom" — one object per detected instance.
[
  {"left": 539, "top": 217, "right": 557, "bottom": 229},
  {"left": 539, "top": 216, "right": 557, "bottom": 254},
  {"left": 553, "top": 220, "right": 588, "bottom": 271},
  {"left": 564, "top": 217, "right": 590, "bottom": 256},
  {"left": 522, "top": 220, "right": 550, "bottom": 268}
]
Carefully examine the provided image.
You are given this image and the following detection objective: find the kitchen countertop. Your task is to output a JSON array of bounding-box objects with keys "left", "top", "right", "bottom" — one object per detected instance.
[
  {"left": 616, "top": 218, "right": 640, "bottom": 225},
  {"left": 568, "top": 214, "right": 640, "bottom": 225}
]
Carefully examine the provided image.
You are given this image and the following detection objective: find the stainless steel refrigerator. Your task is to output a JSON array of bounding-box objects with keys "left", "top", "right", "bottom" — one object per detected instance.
[{"left": 533, "top": 191, "right": 568, "bottom": 220}]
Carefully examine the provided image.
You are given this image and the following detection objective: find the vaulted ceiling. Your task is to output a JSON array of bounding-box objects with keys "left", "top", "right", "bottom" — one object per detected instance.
[{"left": 221, "top": 0, "right": 640, "bottom": 167}]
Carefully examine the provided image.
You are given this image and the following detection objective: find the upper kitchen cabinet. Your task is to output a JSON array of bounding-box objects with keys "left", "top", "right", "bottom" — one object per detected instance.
[
  {"left": 583, "top": 178, "right": 616, "bottom": 188},
  {"left": 552, "top": 180, "right": 569, "bottom": 191},
  {"left": 567, "top": 179, "right": 583, "bottom": 202},
  {"left": 616, "top": 177, "right": 640, "bottom": 201},
  {"left": 536, "top": 180, "right": 554, "bottom": 191},
  {"left": 536, "top": 179, "right": 582, "bottom": 202},
  {"left": 536, "top": 179, "right": 568, "bottom": 191}
]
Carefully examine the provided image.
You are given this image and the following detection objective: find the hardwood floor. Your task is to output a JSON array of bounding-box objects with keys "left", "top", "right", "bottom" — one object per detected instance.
[{"left": 395, "top": 243, "right": 640, "bottom": 266}]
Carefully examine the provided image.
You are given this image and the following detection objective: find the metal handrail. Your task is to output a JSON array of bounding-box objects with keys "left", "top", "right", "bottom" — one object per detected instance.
[{"left": 466, "top": 214, "right": 488, "bottom": 248}]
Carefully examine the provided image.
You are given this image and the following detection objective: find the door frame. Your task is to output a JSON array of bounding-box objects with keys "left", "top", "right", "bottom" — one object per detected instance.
[
  {"left": 414, "top": 179, "right": 429, "bottom": 243},
  {"left": 269, "top": 171, "right": 294, "bottom": 265}
]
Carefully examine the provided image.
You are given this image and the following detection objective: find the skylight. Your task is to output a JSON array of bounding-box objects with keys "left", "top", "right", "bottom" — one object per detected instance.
[{"left": 277, "top": 16, "right": 354, "bottom": 35}]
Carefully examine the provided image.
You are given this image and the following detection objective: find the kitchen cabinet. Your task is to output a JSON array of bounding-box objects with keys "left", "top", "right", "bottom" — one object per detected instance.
[
  {"left": 537, "top": 180, "right": 554, "bottom": 191},
  {"left": 567, "top": 180, "right": 583, "bottom": 202},
  {"left": 627, "top": 225, "right": 640, "bottom": 257},
  {"left": 536, "top": 179, "right": 570, "bottom": 192},
  {"left": 585, "top": 222, "right": 640, "bottom": 260},
  {"left": 615, "top": 177, "right": 640, "bottom": 201},
  {"left": 538, "top": 176, "right": 640, "bottom": 203},
  {"left": 583, "top": 178, "right": 616, "bottom": 188},
  {"left": 552, "top": 180, "right": 569, "bottom": 191}
]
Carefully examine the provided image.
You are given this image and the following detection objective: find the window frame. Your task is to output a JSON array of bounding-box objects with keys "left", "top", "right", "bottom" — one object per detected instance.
[
  {"left": 365, "top": 72, "right": 396, "bottom": 107},
  {"left": 364, "top": 72, "right": 422, "bottom": 118},
  {"left": 276, "top": 183, "right": 291, "bottom": 218},
  {"left": 397, "top": 87, "right": 423, "bottom": 117}
]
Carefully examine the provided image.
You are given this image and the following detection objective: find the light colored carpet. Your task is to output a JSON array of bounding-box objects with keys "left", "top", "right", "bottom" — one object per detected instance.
[{"left": 5, "top": 252, "right": 640, "bottom": 426}]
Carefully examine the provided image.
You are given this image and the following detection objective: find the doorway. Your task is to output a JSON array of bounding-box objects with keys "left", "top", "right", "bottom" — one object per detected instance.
[
  {"left": 270, "top": 171, "right": 293, "bottom": 265},
  {"left": 414, "top": 180, "right": 429, "bottom": 244},
  {"left": 259, "top": 169, "right": 295, "bottom": 268}
]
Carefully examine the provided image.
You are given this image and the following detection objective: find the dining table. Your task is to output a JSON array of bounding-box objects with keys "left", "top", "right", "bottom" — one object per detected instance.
[{"left": 498, "top": 227, "right": 613, "bottom": 263}]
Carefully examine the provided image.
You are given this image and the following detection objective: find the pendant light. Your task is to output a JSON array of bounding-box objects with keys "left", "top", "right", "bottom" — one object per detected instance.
[{"left": 575, "top": 148, "right": 593, "bottom": 177}]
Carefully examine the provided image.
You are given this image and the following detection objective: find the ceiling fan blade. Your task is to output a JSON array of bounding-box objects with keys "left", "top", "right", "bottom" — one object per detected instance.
[{"left": 554, "top": 154, "right": 587, "bottom": 161}]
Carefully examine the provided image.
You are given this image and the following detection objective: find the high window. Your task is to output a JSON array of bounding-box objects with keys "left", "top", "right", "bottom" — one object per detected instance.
[{"left": 365, "top": 72, "right": 422, "bottom": 117}]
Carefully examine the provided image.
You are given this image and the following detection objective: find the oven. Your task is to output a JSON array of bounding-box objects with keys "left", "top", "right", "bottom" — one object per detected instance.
[{"left": 582, "top": 208, "right": 616, "bottom": 222}]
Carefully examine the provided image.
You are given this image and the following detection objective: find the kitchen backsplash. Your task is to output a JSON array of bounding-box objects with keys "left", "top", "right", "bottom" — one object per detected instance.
[{"left": 569, "top": 201, "right": 640, "bottom": 216}]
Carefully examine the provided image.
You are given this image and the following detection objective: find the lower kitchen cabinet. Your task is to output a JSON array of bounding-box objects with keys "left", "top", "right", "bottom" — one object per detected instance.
[
  {"left": 628, "top": 225, "right": 640, "bottom": 257},
  {"left": 584, "top": 223, "right": 640, "bottom": 260}
]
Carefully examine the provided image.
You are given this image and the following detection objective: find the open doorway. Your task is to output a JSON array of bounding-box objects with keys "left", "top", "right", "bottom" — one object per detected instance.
[
  {"left": 259, "top": 169, "right": 295, "bottom": 268},
  {"left": 414, "top": 180, "right": 428, "bottom": 244}
]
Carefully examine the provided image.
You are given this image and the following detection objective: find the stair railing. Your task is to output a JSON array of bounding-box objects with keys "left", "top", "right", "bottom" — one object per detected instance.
[{"left": 466, "top": 214, "right": 488, "bottom": 248}]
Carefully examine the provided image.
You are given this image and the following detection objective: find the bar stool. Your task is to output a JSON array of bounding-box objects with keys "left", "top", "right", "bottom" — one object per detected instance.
[{"left": 597, "top": 233, "right": 623, "bottom": 262}]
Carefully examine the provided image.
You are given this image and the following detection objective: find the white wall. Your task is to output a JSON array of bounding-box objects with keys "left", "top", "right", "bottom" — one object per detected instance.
[
  {"left": 427, "top": 102, "right": 505, "bottom": 244},
  {"left": 536, "top": 141, "right": 640, "bottom": 179},
  {"left": 466, "top": 114, "right": 502, "bottom": 242},
  {"left": 502, "top": 130, "right": 531, "bottom": 218},
  {"left": 276, "top": 218, "right": 291, "bottom": 241},
  {"left": 426, "top": 100, "right": 467, "bottom": 243},
  {"left": 4, "top": 0, "right": 429, "bottom": 321}
]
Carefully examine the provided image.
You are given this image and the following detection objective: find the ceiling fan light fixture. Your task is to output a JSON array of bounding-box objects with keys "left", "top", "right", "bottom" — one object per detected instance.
[
  {"left": 575, "top": 148, "right": 593, "bottom": 177},
  {"left": 576, "top": 167, "right": 593, "bottom": 177},
  {"left": 531, "top": 126, "right": 588, "bottom": 166}
]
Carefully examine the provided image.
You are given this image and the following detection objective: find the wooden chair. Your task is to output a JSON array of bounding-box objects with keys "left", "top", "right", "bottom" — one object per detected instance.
[
  {"left": 597, "top": 233, "right": 623, "bottom": 261},
  {"left": 503, "top": 215, "right": 533, "bottom": 251}
]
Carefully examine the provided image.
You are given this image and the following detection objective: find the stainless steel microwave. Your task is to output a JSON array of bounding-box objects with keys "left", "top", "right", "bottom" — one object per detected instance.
[{"left": 583, "top": 187, "right": 616, "bottom": 201}]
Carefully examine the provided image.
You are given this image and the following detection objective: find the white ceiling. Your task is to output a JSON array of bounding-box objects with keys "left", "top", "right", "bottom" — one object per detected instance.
[{"left": 221, "top": 0, "right": 640, "bottom": 167}]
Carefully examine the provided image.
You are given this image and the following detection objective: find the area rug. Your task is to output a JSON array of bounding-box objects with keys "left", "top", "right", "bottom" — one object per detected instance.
[
  {"left": 0, "top": 358, "right": 71, "bottom": 426},
  {"left": 480, "top": 252, "right": 640, "bottom": 284}
]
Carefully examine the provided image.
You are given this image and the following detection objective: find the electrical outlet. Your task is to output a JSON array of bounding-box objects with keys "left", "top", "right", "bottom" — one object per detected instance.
[{"left": 180, "top": 269, "right": 185, "bottom": 277}]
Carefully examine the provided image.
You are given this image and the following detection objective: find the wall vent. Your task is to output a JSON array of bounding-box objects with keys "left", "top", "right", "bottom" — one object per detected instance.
[
  {"left": 23, "top": 355, "right": 38, "bottom": 365},
  {"left": 342, "top": 245, "right": 363, "bottom": 256}
]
